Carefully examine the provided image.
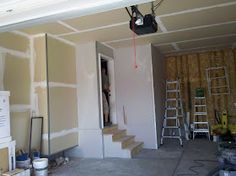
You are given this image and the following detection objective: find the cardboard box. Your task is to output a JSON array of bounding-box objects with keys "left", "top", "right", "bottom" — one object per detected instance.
[{"left": 3, "top": 169, "right": 30, "bottom": 176}]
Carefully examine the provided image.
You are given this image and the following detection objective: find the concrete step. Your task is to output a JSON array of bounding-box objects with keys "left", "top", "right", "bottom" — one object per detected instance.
[
  {"left": 125, "top": 141, "right": 143, "bottom": 158},
  {"left": 102, "top": 124, "right": 118, "bottom": 134},
  {"left": 114, "top": 135, "right": 135, "bottom": 149},
  {"left": 112, "top": 130, "right": 126, "bottom": 140}
]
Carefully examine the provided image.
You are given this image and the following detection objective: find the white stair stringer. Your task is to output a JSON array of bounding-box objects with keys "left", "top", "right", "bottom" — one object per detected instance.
[{"left": 103, "top": 125, "right": 143, "bottom": 158}]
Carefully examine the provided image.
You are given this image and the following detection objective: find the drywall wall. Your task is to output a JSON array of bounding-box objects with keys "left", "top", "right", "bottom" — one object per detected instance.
[
  {"left": 66, "top": 42, "right": 104, "bottom": 158},
  {"left": 151, "top": 45, "right": 166, "bottom": 148},
  {"left": 165, "top": 48, "right": 236, "bottom": 125},
  {"left": 0, "top": 32, "right": 31, "bottom": 151},
  {"left": 114, "top": 44, "right": 157, "bottom": 149}
]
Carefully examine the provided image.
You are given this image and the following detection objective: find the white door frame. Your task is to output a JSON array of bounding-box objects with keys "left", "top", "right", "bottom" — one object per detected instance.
[{"left": 98, "top": 53, "right": 117, "bottom": 129}]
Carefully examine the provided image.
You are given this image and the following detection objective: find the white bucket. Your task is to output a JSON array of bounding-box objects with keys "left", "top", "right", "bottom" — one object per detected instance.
[
  {"left": 33, "top": 158, "right": 48, "bottom": 176},
  {"left": 213, "top": 135, "right": 219, "bottom": 142}
]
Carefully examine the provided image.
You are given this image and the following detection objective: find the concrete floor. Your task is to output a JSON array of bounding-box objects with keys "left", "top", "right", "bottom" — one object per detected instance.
[{"left": 49, "top": 139, "right": 218, "bottom": 176}]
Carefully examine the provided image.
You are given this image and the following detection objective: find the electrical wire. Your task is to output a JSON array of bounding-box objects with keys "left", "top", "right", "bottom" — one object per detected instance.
[{"left": 132, "top": 15, "right": 138, "bottom": 69}]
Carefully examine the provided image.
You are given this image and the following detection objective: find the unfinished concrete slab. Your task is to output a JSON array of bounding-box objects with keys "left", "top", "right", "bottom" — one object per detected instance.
[{"left": 50, "top": 139, "right": 218, "bottom": 176}]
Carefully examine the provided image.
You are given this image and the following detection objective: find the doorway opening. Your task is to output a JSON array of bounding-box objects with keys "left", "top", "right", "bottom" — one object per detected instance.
[{"left": 98, "top": 53, "right": 116, "bottom": 129}]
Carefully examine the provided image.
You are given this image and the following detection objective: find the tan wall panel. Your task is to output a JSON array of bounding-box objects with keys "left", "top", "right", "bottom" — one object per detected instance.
[
  {"left": 10, "top": 111, "right": 30, "bottom": 150},
  {"left": 4, "top": 54, "right": 30, "bottom": 104},
  {"left": 47, "top": 36, "right": 76, "bottom": 84},
  {"left": 0, "top": 148, "right": 9, "bottom": 173},
  {"left": 34, "top": 36, "right": 47, "bottom": 82},
  {"left": 49, "top": 87, "right": 77, "bottom": 133},
  {"left": 0, "top": 32, "right": 29, "bottom": 52},
  {"left": 50, "top": 133, "right": 78, "bottom": 155}
]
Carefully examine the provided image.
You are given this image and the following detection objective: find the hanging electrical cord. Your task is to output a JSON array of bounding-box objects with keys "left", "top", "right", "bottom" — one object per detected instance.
[{"left": 132, "top": 14, "right": 138, "bottom": 69}]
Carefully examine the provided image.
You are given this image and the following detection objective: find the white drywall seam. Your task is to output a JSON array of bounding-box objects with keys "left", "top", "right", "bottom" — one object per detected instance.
[
  {"left": 10, "top": 104, "right": 32, "bottom": 112},
  {"left": 0, "top": 52, "right": 5, "bottom": 90},
  {"left": 57, "top": 21, "right": 79, "bottom": 32},
  {"left": 0, "top": 47, "right": 30, "bottom": 59},
  {"left": 30, "top": 36, "right": 35, "bottom": 116},
  {"left": 105, "top": 20, "right": 236, "bottom": 44},
  {"left": 49, "top": 82, "right": 78, "bottom": 88},
  {"left": 155, "top": 17, "right": 168, "bottom": 32},
  {"left": 47, "top": 33, "right": 76, "bottom": 46},
  {"left": 42, "top": 127, "right": 78, "bottom": 140},
  {"left": 172, "top": 43, "right": 180, "bottom": 51}
]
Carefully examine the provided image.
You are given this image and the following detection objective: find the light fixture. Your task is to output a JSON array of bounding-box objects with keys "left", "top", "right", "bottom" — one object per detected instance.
[{"left": 131, "top": 5, "right": 144, "bottom": 26}]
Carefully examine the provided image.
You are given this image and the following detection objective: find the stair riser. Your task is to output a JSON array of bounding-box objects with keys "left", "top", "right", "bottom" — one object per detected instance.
[
  {"left": 131, "top": 143, "right": 143, "bottom": 157},
  {"left": 112, "top": 131, "right": 126, "bottom": 140},
  {"left": 121, "top": 137, "right": 135, "bottom": 149}
]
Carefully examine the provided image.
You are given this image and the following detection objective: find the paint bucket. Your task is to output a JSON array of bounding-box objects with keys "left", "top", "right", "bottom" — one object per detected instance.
[
  {"left": 33, "top": 158, "right": 48, "bottom": 176},
  {"left": 213, "top": 135, "right": 219, "bottom": 142}
]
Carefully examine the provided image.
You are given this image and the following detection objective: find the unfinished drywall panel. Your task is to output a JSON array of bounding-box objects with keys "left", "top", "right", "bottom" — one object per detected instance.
[
  {"left": 165, "top": 48, "right": 236, "bottom": 125},
  {"left": 4, "top": 54, "right": 30, "bottom": 104},
  {"left": 46, "top": 35, "right": 78, "bottom": 155},
  {"left": 48, "top": 87, "right": 77, "bottom": 133},
  {"left": 49, "top": 133, "right": 78, "bottom": 154},
  {"left": 34, "top": 36, "right": 47, "bottom": 82},
  {"left": 10, "top": 111, "right": 30, "bottom": 150},
  {"left": 47, "top": 36, "right": 76, "bottom": 84},
  {"left": 96, "top": 42, "right": 114, "bottom": 58},
  {"left": 0, "top": 148, "right": 9, "bottom": 173},
  {"left": 114, "top": 44, "right": 157, "bottom": 149},
  {"left": 0, "top": 32, "right": 29, "bottom": 53},
  {"left": 151, "top": 45, "right": 166, "bottom": 148}
]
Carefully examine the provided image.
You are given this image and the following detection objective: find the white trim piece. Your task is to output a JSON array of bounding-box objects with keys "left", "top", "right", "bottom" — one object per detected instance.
[
  {"left": 155, "top": 17, "right": 168, "bottom": 32},
  {"left": 159, "top": 1, "right": 236, "bottom": 18},
  {"left": 172, "top": 43, "right": 180, "bottom": 51},
  {"left": 47, "top": 33, "right": 76, "bottom": 46},
  {"left": 11, "top": 31, "right": 31, "bottom": 39},
  {"left": 42, "top": 128, "right": 78, "bottom": 140},
  {"left": 49, "top": 82, "right": 78, "bottom": 88},
  {"left": 101, "top": 42, "right": 115, "bottom": 51},
  {"left": 57, "top": 20, "right": 79, "bottom": 32},
  {"left": 10, "top": 104, "right": 32, "bottom": 112},
  {"left": 0, "top": 47, "right": 30, "bottom": 59},
  {"left": 105, "top": 20, "right": 236, "bottom": 44},
  {"left": 57, "top": 21, "right": 129, "bottom": 37}
]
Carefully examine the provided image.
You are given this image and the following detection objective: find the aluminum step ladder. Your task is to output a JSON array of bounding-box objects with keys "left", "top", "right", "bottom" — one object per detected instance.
[
  {"left": 193, "top": 96, "right": 210, "bottom": 140},
  {"left": 161, "top": 80, "right": 183, "bottom": 146}
]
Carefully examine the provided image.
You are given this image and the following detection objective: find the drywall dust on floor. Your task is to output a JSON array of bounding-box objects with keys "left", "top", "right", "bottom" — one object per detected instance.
[{"left": 50, "top": 139, "right": 218, "bottom": 176}]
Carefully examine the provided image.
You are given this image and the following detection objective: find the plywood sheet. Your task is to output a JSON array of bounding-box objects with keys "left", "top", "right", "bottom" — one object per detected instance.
[
  {"left": 0, "top": 32, "right": 29, "bottom": 52},
  {"left": 4, "top": 54, "right": 30, "bottom": 104},
  {"left": 47, "top": 36, "right": 76, "bottom": 84}
]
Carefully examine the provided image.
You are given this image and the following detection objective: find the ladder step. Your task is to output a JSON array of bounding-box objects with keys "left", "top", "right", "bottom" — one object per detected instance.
[
  {"left": 166, "top": 80, "right": 178, "bottom": 84},
  {"left": 211, "top": 85, "right": 228, "bottom": 89},
  {"left": 167, "top": 90, "right": 180, "bottom": 93},
  {"left": 194, "top": 112, "right": 207, "bottom": 115},
  {"left": 166, "top": 107, "right": 181, "bottom": 110},
  {"left": 194, "top": 97, "right": 206, "bottom": 99},
  {"left": 162, "top": 136, "right": 181, "bottom": 139},
  {"left": 163, "top": 126, "right": 179, "bottom": 129},
  {"left": 194, "top": 129, "right": 209, "bottom": 133},
  {"left": 194, "top": 122, "right": 209, "bottom": 124},
  {"left": 165, "top": 117, "right": 178, "bottom": 120},
  {"left": 210, "top": 76, "right": 226, "bottom": 80},
  {"left": 166, "top": 98, "right": 181, "bottom": 101},
  {"left": 194, "top": 105, "right": 206, "bottom": 107}
]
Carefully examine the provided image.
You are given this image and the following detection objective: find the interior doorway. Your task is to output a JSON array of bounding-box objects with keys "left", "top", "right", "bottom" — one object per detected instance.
[{"left": 98, "top": 53, "right": 116, "bottom": 129}]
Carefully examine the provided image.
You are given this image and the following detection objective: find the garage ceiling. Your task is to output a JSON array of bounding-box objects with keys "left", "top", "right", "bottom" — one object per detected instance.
[{"left": 16, "top": 0, "right": 236, "bottom": 55}]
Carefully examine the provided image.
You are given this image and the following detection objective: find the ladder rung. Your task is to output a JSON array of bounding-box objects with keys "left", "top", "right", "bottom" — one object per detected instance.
[
  {"left": 210, "top": 76, "right": 226, "bottom": 80},
  {"left": 166, "top": 98, "right": 181, "bottom": 101},
  {"left": 194, "top": 112, "right": 207, "bottom": 115},
  {"left": 194, "top": 129, "right": 209, "bottom": 133},
  {"left": 195, "top": 97, "right": 206, "bottom": 99},
  {"left": 194, "top": 122, "right": 209, "bottom": 124},
  {"left": 166, "top": 80, "right": 178, "bottom": 84},
  {"left": 166, "top": 107, "right": 181, "bottom": 110},
  {"left": 162, "top": 136, "right": 181, "bottom": 139},
  {"left": 163, "top": 126, "right": 179, "bottom": 129},
  {"left": 194, "top": 105, "right": 206, "bottom": 107},
  {"left": 167, "top": 90, "right": 180, "bottom": 93},
  {"left": 211, "top": 85, "right": 228, "bottom": 89},
  {"left": 165, "top": 117, "right": 178, "bottom": 120}
]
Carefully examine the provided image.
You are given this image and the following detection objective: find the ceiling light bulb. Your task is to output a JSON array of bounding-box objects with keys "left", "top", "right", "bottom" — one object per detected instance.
[{"left": 135, "top": 16, "right": 143, "bottom": 25}]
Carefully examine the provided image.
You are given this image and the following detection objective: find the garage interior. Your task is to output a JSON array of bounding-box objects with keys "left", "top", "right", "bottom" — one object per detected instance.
[{"left": 0, "top": 0, "right": 236, "bottom": 175}]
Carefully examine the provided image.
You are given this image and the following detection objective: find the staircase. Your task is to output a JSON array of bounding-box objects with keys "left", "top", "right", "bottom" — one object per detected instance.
[{"left": 103, "top": 125, "right": 143, "bottom": 158}]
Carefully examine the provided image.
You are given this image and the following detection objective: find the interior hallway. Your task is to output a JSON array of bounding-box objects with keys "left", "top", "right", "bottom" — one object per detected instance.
[{"left": 49, "top": 139, "right": 218, "bottom": 176}]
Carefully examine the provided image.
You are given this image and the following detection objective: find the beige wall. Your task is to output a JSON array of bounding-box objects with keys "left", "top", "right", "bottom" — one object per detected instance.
[{"left": 0, "top": 32, "right": 31, "bottom": 151}]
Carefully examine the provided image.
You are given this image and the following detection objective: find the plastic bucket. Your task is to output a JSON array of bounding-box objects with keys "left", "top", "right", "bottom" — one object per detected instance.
[{"left": 33, "top": 158, "right": 48, "bottom": 176}]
